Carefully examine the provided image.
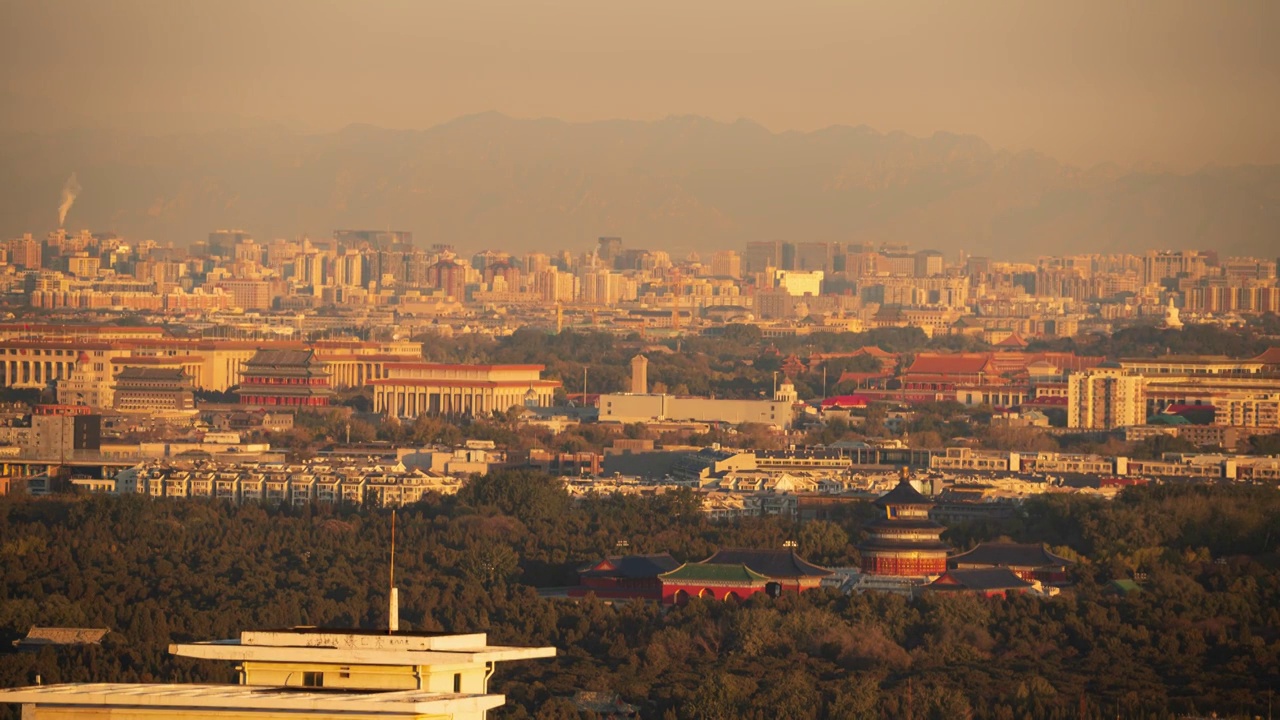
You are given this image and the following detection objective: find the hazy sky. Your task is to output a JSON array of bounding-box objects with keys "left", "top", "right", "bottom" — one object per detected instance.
[{"left": 2, "top": 0, "right": 1277, "bottom": 170}]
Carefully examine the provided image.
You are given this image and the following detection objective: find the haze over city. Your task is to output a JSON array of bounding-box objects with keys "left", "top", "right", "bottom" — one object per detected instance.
[{"left": 3, "top": 0, "right": 1279, "bottom": 170}]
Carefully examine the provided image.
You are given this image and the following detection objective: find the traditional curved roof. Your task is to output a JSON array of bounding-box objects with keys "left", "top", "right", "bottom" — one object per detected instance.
[
  {"left": 948, "top": 542, "right": 1075, "bottom": 569},
  {"left": 928, "top": 568, "right": 1033, "bottom": 592},
  {"left": 703, "top": 549, "right": 832, "bottom": 578},
  {"left": 994, "top": 333, "right": 1029, "bottom": 348},
  {"left": 244, "top": 349, "right": 328, "bottom": 372},
  {"left": 579, "top": 554, "right": 679, "bottom": 579},
  {"left": 659, "top": 563, "right": 769, "bottom": 584},
  {"left": 906, "top": 353, "right": 993, "bottom": 376},
  {"left": 873, "top": 479, "right": 933, "bottom": 508},
  {"left": 1253, "top": 347, "right": 1280, "bottom": 365},
  {"left": 114, "top": 367, "right": 190, "bottom": 382}
]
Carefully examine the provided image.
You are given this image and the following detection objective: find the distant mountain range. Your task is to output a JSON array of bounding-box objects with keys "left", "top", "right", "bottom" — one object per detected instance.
[{"left": 3, "top": 112, "right": 1278, "bottom": 259}]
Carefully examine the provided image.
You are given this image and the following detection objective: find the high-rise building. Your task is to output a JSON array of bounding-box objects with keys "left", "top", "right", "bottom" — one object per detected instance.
[
  {"left": 1142, "top": 250, "right": 1207, "bottom": 285},
  {"left": 879, "top": 252, "right": 916, "bottom": 276},
  {"left": 207, "top": 230, "right": 252, "bottom": 259},
  {"left": 7, "top": 234, "right": 42, "bottom": 270},
  {"left": 332, "top": 250, "right": 366, "bottom": 289},
  {"left": 966, "top": 256, "right": 993, "bottom": 277},
  {"left": 914, "top": 250, "right": 944, "bottom": 277},
  {"left": 234, "top": 239, "right": 264, "bottom": 264},
  {"left": 292, "top": 252, "right": 326, "bottom": 287},
  {"left": 216, "top": 280, "right": 273, "bottom": 311},
  {"left": 265, "top": 239, "right": 302, "bottom": 271},
  {"left": 710, "top": 250, "right": 742, "bottom": 279},
  {"left": 1067, "top": 367, "right": 1146, "bottom": 429},
  {"left": 426, "top": 259, "right": 468, "bottom": 301},
  {"left": 524, "top": 252, "right": 551, "bottom": 274},
  {"left": 333, "top": 229, "right": 414, "bottom": 252},
  {"left": 743, "top": 240, "right": 784, "bottom": 274},
  {"left": 597, "top": 236, "right": 623, "bottom": 264},
  {"left": 794, "top": 242, "right": 835, "bottom": 273},
  {"left": 534, "top": 267, "right": 577, "bottom": 303}
]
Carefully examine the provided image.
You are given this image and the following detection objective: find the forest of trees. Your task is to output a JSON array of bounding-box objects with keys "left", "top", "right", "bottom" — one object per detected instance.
[{"left": 0, "top": 476, "right": 1278, "bottom": 718}]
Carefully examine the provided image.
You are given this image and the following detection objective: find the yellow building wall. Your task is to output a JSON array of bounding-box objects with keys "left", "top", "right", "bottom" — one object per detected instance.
[
  {"left": 25, "top": 707, "right": 456, "bottom": 720},
  {"left": 241, "top": 661, "right": 488, "bottom": 694}
]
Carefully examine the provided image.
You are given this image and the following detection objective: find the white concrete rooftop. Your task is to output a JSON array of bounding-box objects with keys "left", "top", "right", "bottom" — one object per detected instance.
[
  {"left": 0, "top": 683, "right": 505, "bottom": 715},
  {"left": 170, "top": 629, "right": 556, "bottom": 666}
]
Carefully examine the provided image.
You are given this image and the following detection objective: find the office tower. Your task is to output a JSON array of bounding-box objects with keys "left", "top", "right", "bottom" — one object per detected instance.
[
  {"left": 794, "top": 242, "right": 835, "bottom": 273},
  {"left": 710, "top": 250, "right": 742, "bottom": 279},
  {"left": 914, "top": 250, "right": 944, "bottom": 277},
  {"left": 333, "top": 230, "right": 414, "bottom": 252},
  {"left": 743, "top": 241, "right": 784, "bottom": 274},
  {"left": 207, "top": 230, "right": 252, "bottom": 259},
  {"left": 597, "top": 236, "right": 623, "bottom": 264}
]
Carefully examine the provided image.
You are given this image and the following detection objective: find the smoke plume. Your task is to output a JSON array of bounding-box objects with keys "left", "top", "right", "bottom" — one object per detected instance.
[{"left": 58, "top": 172, "right": 81, "bottom": 227}]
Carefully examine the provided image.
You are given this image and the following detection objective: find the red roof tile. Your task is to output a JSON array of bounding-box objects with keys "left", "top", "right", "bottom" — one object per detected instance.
[
  {"left": 907, "top": 353, "right": 993, "bottom": 375},
  {"left": 1254, "top": 347, "right": 1280, "bottom": 365},
  {"left": 821, "top": 395, "right": 873, "bottom": 409},
  {"left": 994, "top": 333, "right": 1029, "bottom": 348}
]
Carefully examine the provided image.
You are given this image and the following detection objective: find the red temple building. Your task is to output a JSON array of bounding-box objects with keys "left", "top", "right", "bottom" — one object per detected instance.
[
  {"left": 235, "top": 349, "right": 334, "bottom": 407},
  {"left": 658, "top": 548, "right": 832, "bottom": 604},
  {"left": 859, "top": 477, "right": 950, "bottom": 578},
  {"left": 947, "top": 542, "right": 1075, "bottom": 584},
  {"left": 902, "top": 351, "right": 1103, "bottom": 392},
  {"left": 926, "top": 568, "right": 1034, "bottom": 597},
  {"left": 570, "top": 554, "right": 680, "bottom": 601},
  {"left": 901, "top": 353, "right": 997, "bottom": 392}
]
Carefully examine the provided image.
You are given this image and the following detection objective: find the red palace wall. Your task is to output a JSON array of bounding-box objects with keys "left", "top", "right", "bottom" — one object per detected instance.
[
  {"left": 240, "top": 395, "right": 330, "bottom": 406},
  {"left": 661, "top": 583, "right": 766, "bottom": 605},
  {"left": 659, "top": 579, "right": 827, "bottom": 604},
  {"left": 570, "top": 577, "right": 664, "bottom": 601}
]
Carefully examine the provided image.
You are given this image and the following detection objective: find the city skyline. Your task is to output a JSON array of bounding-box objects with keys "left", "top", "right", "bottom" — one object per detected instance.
[{"left": 2, "top": 2, "right": 1278, "bottom": 718}]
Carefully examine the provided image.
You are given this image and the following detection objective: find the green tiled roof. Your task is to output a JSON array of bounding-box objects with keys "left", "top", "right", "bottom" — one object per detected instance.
[
  {"left": 660, "top": 562, "right": 770, "bottom": 583},
  {"left": 1106, "top": 579, "right": 1142, "bottom": 594}
]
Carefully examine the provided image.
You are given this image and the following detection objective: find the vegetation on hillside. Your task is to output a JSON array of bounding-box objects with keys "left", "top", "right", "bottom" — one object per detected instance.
[{"left": 0, "top": 478, "right": 1277, "bottom": 718}]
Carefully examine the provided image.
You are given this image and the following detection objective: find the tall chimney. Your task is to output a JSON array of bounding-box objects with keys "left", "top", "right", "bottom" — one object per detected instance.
[{"left": 630, "top": 355, "right": 648, "bottom": 394}]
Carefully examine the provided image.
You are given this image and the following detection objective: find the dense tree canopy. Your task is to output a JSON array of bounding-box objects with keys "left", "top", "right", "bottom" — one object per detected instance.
[{"left": 0, "top": 478, "right": 1277, "bottom": 719}]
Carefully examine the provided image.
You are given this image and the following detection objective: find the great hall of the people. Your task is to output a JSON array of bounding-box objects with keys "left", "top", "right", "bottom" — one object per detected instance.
[
  {"left": 0, "top": 324, "right": 561, "bottom": 419},
  {"left": 0, "top": 324, "right": 418, "bottom": 392}
]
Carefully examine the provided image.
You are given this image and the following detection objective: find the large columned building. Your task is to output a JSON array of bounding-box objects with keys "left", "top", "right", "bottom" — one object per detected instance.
[
  {"left": 371, "top": 363, "right": 559, "bottom": 419},
  {"left": 0, "top": 327, "right": 422, "bottom": 393}
]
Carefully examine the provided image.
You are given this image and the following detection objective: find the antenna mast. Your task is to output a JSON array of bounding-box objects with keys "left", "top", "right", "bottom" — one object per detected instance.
[{"left": 388, "top": 510, "right": 399, "bottom": 634}]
